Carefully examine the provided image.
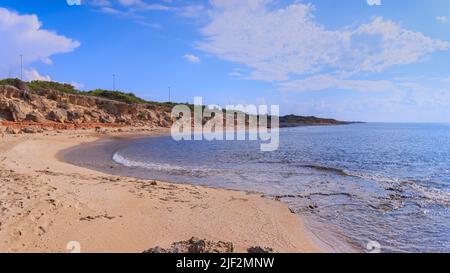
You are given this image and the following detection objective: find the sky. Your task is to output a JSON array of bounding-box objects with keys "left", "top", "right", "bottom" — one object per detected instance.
[{"left": 0, "top": 0, "right": 450, "bottom": 122}]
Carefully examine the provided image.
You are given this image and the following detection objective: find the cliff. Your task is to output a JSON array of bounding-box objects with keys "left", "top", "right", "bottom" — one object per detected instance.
[
  {"left": 0, "top": 79, "right": 352, "bottom": 134},
  {"left": 0, "top": 83, "right": 175, "bottom": 133}
]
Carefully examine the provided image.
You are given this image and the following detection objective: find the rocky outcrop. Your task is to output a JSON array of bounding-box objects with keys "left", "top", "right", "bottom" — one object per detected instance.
[
  {"left": 0, "top": 84, "right": 175, "bottom": 131},
  {"left": 144, "top": 237, "right": 234, "bottom": 253},
  {"left": 143, "top": 237, "right": 276, "bottom": 253}
]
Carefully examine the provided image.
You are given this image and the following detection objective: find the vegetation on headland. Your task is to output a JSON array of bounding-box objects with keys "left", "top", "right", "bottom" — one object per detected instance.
[
  {"left": 0, "top": 78, "right": 355, "bottom": 125},
  {"left": 0, "top": 78, "right": 182, "bottom": 107}
]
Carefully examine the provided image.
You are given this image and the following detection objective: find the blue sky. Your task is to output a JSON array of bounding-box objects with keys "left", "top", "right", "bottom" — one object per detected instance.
[{"left": 1, "top": 0, "right": 450, "bottom": 122}]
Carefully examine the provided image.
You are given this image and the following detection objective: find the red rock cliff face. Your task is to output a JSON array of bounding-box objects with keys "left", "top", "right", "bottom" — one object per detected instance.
[{"left": 0, "top": 85, "right": 175, "bottom": 132}]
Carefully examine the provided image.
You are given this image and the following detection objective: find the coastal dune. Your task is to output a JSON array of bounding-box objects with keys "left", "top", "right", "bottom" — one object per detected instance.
[{"left": 0, "top": 129, "right": 323, "bottom": 253}]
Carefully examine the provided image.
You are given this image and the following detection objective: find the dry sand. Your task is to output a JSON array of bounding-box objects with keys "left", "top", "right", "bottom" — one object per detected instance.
[{"left": 0, "top": 128, "right": 324, "bottom": 253}]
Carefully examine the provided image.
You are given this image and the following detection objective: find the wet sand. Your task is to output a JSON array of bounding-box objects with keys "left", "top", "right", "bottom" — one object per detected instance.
[{"left": 0, "top": 128, "right": 325, "bottom": 253}]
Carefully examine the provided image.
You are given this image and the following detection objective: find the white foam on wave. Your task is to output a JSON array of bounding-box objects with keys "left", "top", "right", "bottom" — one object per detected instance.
[
  {"left": 344, "top": 170, "right": 450, "bottom": 206},
  {"left": 342, "top": 170, "right": 402, "bottom": 184},
  {"left": 410, "top": 183, "right": 450, "bottom": 207},
  {"left": 112, "top": 151, "right": 213, "bottom": 176}
]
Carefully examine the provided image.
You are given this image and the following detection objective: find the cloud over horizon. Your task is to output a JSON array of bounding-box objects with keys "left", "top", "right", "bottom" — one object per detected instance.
[
  {"left": 196, "top": 0, "right": 449, "bottom": 92},
  {"left": 0, "top": 7, "right": 80, "bottom": 79}
]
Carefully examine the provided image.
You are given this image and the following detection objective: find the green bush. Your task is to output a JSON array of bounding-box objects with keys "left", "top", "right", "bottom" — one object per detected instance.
[
  {"left": 0, "top": 78, "right": 193, "bottom": 108},
  {"left": 0, "top": 78, "right": 27, "bottom": 89},
  {"left": 86, "top": 89, "right": 149, "bottom": 104},
  {"left": 28, "top": 80, "right": 80, "bottom": 94}
]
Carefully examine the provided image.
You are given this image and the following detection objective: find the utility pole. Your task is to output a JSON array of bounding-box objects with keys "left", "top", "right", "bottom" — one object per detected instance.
[
  {"left": 20, "top": 54, "right": 23, "bottom": 81},
  {"left": 113, "top": 74, "right": 116, "bottom": 91}
]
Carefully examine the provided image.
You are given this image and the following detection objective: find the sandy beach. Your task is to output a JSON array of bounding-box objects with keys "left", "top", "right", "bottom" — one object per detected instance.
[{"left": 0, "top": 128, "right": 324, "bottom": 253}]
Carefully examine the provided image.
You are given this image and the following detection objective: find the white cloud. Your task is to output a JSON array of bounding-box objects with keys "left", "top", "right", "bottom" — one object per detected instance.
[
  {"left": 87, "top": 0, "right": 111, "bottom": 6},
  {"left": 367, "top": 0, "right": 382, "bottom": 6},
  {"left": 88, "top": 0, "right": 171, "bottom": 11},
  {"left": 436, "top": 16, "right": 448, "bottom": 24},
  {"left": 0, "top": 8, "right": 80, "bottom": 78},
  {"left": 88, "top": 0, "right": 171, "bottom": 28},
  {"left": 278, "top": 75, "right": 397, "bottom": 93},
  {"left": 177, "top": 5, "right": 206, "bottom": 18},
  {"left": 23, "top": 69, "right": 51, "bottom": 81},
  {"left": 118, "top": 0, "right": 171, "bottom": 11},
  {"left": 184, "top": 54, "right": 201, "bottom": 63},
  {"left": 41, "top": 57, "right": 53, "bottom": 65},
  {"left": 66, "top": 0, "right": 82, "bottom": 6},
  {"left": 197, "top": 1, "right": 449, "bottom": 83},
  {"left": 70, "top": 81, "right": 85, "bottom": 90},
  {"left": 229, "top": 68, "right": 244, "bottom": 77}
]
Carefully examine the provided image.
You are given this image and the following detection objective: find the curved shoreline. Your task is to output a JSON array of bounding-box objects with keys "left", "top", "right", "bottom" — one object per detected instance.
[{"left": 0, "top": 128, "right": 327, "bottom": 253}]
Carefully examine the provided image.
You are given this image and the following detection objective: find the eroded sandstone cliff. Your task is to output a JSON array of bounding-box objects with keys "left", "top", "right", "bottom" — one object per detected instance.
[{"left": 0, "top": 84, "right": 174, "bottom": 133}]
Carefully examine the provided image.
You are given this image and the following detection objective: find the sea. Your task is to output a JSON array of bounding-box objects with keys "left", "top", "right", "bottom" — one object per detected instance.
[{"left": 104, "top": 123, "right": 448, "bottom": 252}]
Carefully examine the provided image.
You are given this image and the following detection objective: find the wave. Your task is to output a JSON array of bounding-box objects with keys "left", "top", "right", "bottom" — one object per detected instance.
[
  {"left": 409, "top": 183, "right": 450, "bottom": 207},
  {"left": 301, "top": 164, "right": 449, "bottom": 206},
  {"left": 112, "top": 152, "right": 213, "bottom": 177},
  {"left": 301, "top": 164, "right": 406, "bottom": 183},
  {"left": 301, "top": 164, "right": 349, "bottom": 176}
]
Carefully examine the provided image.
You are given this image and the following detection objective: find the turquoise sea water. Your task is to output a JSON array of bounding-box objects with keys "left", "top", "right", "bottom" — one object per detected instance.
[{"left": 112, "top": 123, "right": 450, "bottom": 252}]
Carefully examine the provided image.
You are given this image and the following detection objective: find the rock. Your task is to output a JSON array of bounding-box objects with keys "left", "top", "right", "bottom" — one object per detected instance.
[
  {"left": 26, "top": 112, "right": 47, "bottom": 123},
  {"left": 9, "top": 101, "right": 33, "bottom": 121},
  {"left": 143, "top": 237, "right": 234, "bottom": 253},
  {"left": 47, "top": 109, "right": 68, "bottom": 123},
  {"left": 247, "top": 246, "right": 275, "bottom": 253},
  {"left": 144, "top": 246, "right": 167, "bottom": 253},
  {"left": 100, "top": 115, "right": 114, "bottom": 123},
  {"left": 88, "top": 111, "right": 101, "bottom": 119},
  {"left": 67, "top": 109, "right": 84, "bottom": 122},
  {"left": 21, "top": 126, "right": 38, "bottom": 134},
  {"left": 5, "top": 127, "right": 20, "bottom": 134},
  {"left": 99, "top": 101, "right": 120, "bottom": 115},
  {"left": 0, "top": 85, "right": 22, "bottom": 99},
  {"left": 159, "top": 119, "right": 171, "bottom": 128}
]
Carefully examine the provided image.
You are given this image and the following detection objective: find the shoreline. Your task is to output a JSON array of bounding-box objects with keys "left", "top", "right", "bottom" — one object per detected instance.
[{"left": 0, "top": 128, "right": 326, "bottom": 253}]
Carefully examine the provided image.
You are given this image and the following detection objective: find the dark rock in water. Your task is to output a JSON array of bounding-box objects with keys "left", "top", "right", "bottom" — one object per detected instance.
[
  {"left": 143, "top": 237, "right": 234, "bottom": 253},
  {"left": 247, "top": 246, "right": 274, "bottom": 253}
]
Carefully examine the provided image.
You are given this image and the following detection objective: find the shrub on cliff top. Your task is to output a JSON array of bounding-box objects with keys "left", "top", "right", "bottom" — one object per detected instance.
[
  {"left": 86, "top": 89, "right": 148, "bottom": 104},
  {"left": 27, "top": 80, "right": 80, "bottom": 94},
  {"left": 0, "top": 78, "right": 28, "bottom": 89},
  {"left": 0, "top": 78, "right": 190, "bottom": 108}
]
